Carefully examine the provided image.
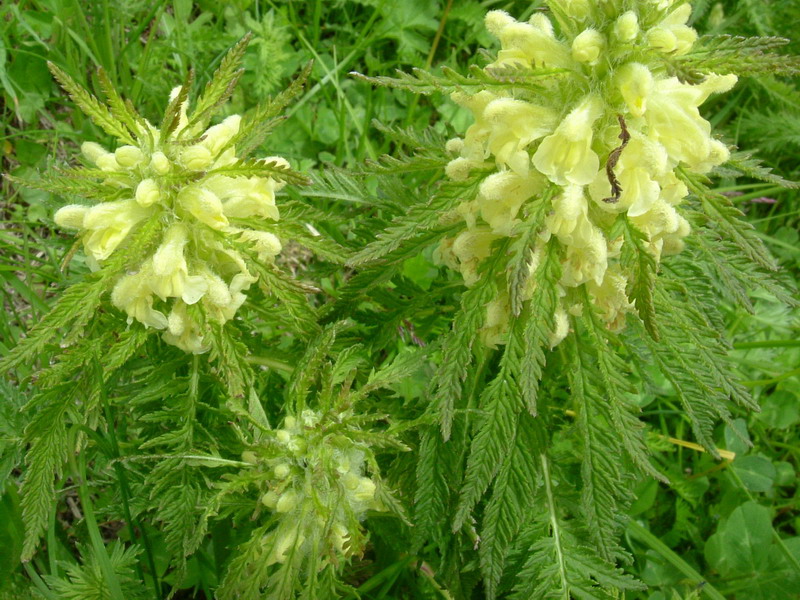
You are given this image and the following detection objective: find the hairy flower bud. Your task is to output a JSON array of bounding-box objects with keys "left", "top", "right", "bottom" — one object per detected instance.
[
  {"left": 54, "top": 204, "right": 89, "bottom": 229},
  {"left": 181, "top": 145, "right": 213, "bottom": 170},
  {"left": 150, "top": 151, "right": 171, "bottom": 174},
  {"left": 614, "top": 11, "right": 639, "bottom": 41},
  {"left": 135, "top": 178, "right": 161, "bottom": 207},
  {"left": 81, "top": 141, "right": 108, "bottom": 164},
  {"left": 572, "top": 29, "right": 605, "bottom": 65},
  {"left": 115, "top": 145, "right": 144, "bottom": 168}
]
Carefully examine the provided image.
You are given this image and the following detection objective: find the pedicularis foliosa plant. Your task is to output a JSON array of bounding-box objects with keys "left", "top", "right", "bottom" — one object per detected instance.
[{"left": 2, "top": 1, "right": 799, "bottom": 599}]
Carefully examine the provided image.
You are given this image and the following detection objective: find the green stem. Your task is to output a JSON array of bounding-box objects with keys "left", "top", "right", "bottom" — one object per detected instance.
[
  {"left": 726, "top": 468, "right": 800, "bottom": 574},
  {"left": 734, "top": 340, "right": 800, "bottom": 349},
  {"left": 626, "top": 520, "right": 726, "bottom": 600},
  {"left": 23, "top": 563, "right": 59, "bottom": 600},
  {"left": 68, "top": 432, "right": 126, "bottom": 600},
  {"left": 541, "top": 453, "right": 570, "bottom": 600},
  {"left": 96, "top": 359, "right": 162, "bottom": 599},
  {"left": 247, "top": 354, "right": 295, "bottom": 373}
]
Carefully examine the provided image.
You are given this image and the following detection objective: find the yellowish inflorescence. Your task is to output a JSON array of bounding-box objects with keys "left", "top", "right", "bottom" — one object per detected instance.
[
  {"left": 242, "top": 410, "right": 384, "bottom": 565},
  {"left": 54, "top": 88, "right": 288, "bottom": 353},
  {"left": 438, "top": 0, "right": 737, "bottom": 347}
]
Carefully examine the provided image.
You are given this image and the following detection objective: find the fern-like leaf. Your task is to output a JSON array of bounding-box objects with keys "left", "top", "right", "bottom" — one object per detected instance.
[
  {"left": 47, "top": 62, "right": 136, "bottom": 144},
  {"left": 717, "top": 150, "right": 800, "bottom": 188},
  {"left": 208, "top": 158, "right": 311, "bottom": 186},
  {"left": 247, "top": 260, "right": 320, "bottom": 338},
  {"left": 348, "top": 176, "right": 481, "bottom": 267},
  {"left": 232, "top": 61, "right": 313, "bottom": 157},
  {"left": 617, "top": 217, "right": 660, "bottom": 340},
  {"left": 479, "top": 414, "right": 543, "bottom": 599},
  {"left": 186, "top": 33, "right": 252, "bottom": 132},
  {"left": 681, "top": 169, "right": 779, "bottom": 271},
  {"left": 19, "top": 389, "right": 71, "bottom": 560}
]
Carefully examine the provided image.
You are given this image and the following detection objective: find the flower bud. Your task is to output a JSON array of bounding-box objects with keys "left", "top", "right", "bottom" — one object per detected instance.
[
  {"left": 95, "top": 153, "right": 120, "bottom": 172},
  {"left": 548, "top": 307, "right": 570, "bottom": 348},
  {"left": 202, "top": 114, "right": 242, "bottom": 155},
  {"left": 115, "top": 145, "right": 144, "bottom": 168},
  {"left": 274, "top": 464, "right": 291, "bottom": 479},
  {"left": 528, "top": 14, "right": 554, "bottom": 37},
  {"left": 617, "top": 63, "right": 654, "bottom": 117},
  {"left": 572, "top": 29, "right": 605, "bottom": 65},
  {"left": 54, "top": 204, "right": 89, "bottom": 229},
  {"left": 135, "top": 178, "right": 161, "bottom": 207},
  {"left": 485, "top": 10, "right": 514, "bottom": 36},
  {"left": 275, "top": 490, "right": 298, "bottom": 513},
  {"left": 647, "top": 27, "right": 678, "bottom": 53},
  {"left": 152, "top": 224, "right": 188, "bottom": 275},
  {"left": 150, "top": 151, "right": 171, "bottom": 174},
  {"left": 614, "top": 11, "right": 639, "bottom": 42},
  {"left": 81, "top": 141, "right": 108, "bottom": 164},
  {"left": 445, "top": 138, "right": 464, "bottom": 154},
  {"left": 353, "top": 477, "right": 376, "bottom": 503},
  {"left": 445, "top": 157, "right": 474, "bottom": 181},
  {"left": 181, "top": 145, "right": 213, "bottom": 170},
  {"left": 563, "top": 0, "right": 591, "bottom": 20},
  {"left": 240, "top": 230, "right": 282, "bottom": 258},
  {"left": 261, "top": 490, "right": 279, "bottom": 508},
  {"left": 167, "top": 307, "right": 185, "bottom": 336}
]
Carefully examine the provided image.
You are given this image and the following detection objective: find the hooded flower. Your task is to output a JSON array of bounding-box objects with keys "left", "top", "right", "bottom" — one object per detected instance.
[
  {"left": 437, "top": 1, "right": 736, "bottom": 343},
  {"left": 533, "top": 96, "right": 604, "bottom": 186},
  {"left": 51, "top": 82, "right": 297, "bottom": 353}
]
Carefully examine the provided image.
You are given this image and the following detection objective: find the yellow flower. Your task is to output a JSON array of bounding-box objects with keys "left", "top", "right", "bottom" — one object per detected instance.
[
  {"left": 483, "top": 98, "right": 558, "bottom": 174},
  {"left": 645, "top": 75, "right": 737, "bottom": 171},
  {"left": 110, "top": 267, "right": 169, "bottom": 330},
  {"left": 572, "top": 29, "right": 605, "bottom": 65},
  {"left": 616, "top": 62, "right": 654, "bottom": 118},
  {"left": 204, "top": 175, "right": 282, "bottom": 220},
  {"left": 613, "top": 11, "right": 639, "bottom": 42},
  {"left": 560, "top": 224, "right": 608, "bottom": 287},
  {"left": 82, "top": 199, "right": 152, "bottom": 261},
  {"left": 135, "top": 178, "right": 161, "bottom": 207},
  {"left": 150, "top": 224, "right": 208, "bottom": 304},
  {"left": 478, "top": 170, "right": 546, "bottom": 234},
  {"left": 587, "top": 268, "right": 632, "bottom": 331},
  {"left": 114, "top": 145, "right": 144, "bottom": 168},
  {"left": 489, "top": 13, "right": 571, "bottom": 69},
  {"left": 452, "top": 227, "right": 502, "bottom": 286},
  {"left": 178, "top": 186, "right": 230, "bottom": 230},
  {"left": 532, "top": 96, "right": 603, "bottom": 186},
  {"left": 200, "top": 114, "right": 242, "bottom": 155},
  {"left": 588, "top": 133, "right": 668, "bottom": 216}
]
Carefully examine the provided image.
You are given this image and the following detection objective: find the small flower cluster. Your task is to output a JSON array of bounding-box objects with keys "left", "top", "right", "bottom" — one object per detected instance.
[
  {"left": 438, "top": 0, "right": 736, "bottom": 346},
  {"left": 55, "top": 89, "right": 288, "bottom": 353},
  {"left": 242, "top": 410, "right": 385, "bottom": 566}
]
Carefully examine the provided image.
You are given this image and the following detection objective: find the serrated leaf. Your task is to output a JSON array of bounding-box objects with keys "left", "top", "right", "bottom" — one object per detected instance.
[
  {"left": 186, "top": 33, "right": 251, "bottom": 133},
  {"left": 619, "top": 217, "right": 659, "bottom": 341},
  {"left": 47, "top": 62, "right": 136, "bottom": 145},
  {"left": 348, "top": 177, "right": 480, "bottom": 267},
  {"left": 248, "top": 260, "right": 320, "bottom": 338},
  {"left": 160, "top": 69, "right": 195, "bottom": 140},
  {"left": 233, "top": 61, "right": 313, "bottom": 157},
  {"left": 207, "top": 158, "right": 310, "bottom": 186}
]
